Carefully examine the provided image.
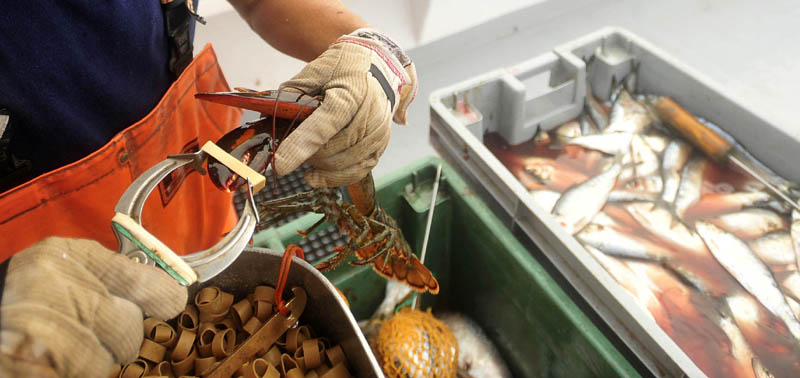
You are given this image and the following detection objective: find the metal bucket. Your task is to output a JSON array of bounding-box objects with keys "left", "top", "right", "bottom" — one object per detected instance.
[{"left": 187, "top": 247, "right": 384, "bottom": 378}]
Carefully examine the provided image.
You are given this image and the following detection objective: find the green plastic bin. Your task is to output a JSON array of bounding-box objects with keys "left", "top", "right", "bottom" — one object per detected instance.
[{"left": 254, "top": 157, "right": 639, "bottom": 378}]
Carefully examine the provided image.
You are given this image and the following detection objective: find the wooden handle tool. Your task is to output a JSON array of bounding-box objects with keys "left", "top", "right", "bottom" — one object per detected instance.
[
  {"left": 654, "top": 97, "right": 733, "bottom": 161},
  {"left": 654, "top": 96, "right": 800, "bottom": 212}
]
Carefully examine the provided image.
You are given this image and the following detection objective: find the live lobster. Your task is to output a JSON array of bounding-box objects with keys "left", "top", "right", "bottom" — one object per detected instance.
[{"left": 195, "top": 89, "right": 439, "bottom": 294}]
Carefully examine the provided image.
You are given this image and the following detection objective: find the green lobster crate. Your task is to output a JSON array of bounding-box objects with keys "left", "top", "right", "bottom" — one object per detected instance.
[{"left": 253, "top": 157, "right": 640, "bottom": 378}]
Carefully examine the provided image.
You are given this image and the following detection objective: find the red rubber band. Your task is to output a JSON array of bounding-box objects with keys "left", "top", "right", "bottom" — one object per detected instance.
[{"left": 275, "top": 244, "right": 306, "bottom": 316}]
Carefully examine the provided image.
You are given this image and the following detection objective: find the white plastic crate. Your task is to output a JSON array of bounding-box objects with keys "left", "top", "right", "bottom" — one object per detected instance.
[{"left": 429, "top": 26, "right": 799, "bottom": 378}]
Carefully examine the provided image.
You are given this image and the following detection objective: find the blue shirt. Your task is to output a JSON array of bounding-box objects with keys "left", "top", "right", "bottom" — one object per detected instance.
[{"left": 0, "top": 1, "right": 192, "bottom": 177}]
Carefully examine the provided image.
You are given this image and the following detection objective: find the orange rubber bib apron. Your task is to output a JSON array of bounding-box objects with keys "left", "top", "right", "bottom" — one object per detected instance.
[{"left": 0, "top": 44, "right": 242, "bottom": 260}]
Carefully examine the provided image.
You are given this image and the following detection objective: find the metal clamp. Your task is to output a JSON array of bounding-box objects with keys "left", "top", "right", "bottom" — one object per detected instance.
[{"left": 112, "top": 149, "right": 260, "bottom": 286}]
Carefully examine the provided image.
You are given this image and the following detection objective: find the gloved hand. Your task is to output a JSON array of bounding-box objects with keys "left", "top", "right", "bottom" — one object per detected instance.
[
  {"left": 0, "top": 237, "right": 187, "bottom": 378},
  {"left": 274, "top": 28, "right": 418, "bottom": 187}
]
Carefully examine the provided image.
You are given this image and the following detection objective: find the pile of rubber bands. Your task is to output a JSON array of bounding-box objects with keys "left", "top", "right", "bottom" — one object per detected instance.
[{"left": 110, "top": 283, "right": 352, "bottom": 378}]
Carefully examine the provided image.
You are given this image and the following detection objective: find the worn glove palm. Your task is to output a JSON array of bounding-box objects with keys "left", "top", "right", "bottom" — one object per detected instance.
[
  {"left": 0, "top": 237, "right": 187, "bottom": 378},
  {"left": 274, "top": 28, "right": 418, "bottom": 187}
]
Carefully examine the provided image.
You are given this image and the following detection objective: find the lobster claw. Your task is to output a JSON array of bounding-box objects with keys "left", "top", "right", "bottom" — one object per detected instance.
[
  {"left": 196, "top": 89, "right": 322, "bottom": 192},
  {"left": 206, "top": 119, "right": 274, "bottom": 192},
  {"left": 195, "top": 89, "right": 321, "bottom": 118}
]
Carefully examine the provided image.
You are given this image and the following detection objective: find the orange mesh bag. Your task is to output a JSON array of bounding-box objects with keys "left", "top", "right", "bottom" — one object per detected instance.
[{"left": 375, "top": 307, "right": 458, "bottom": 378}]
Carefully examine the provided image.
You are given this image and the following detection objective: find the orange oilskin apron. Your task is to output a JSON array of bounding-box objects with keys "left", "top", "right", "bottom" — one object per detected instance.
[{"left": 0, "top": 44, "right": 242, "bottom": 260}]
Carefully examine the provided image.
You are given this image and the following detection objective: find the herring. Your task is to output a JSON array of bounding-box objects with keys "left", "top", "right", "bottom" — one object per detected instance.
[
  {"left": 608, "top": 190, "right": 659, "bottom": 203},
  {"left": 619, "top": 134, "right": 660, "bottom": 183},
  {"left": 605, "top": 89, "right": 654, "bottom": 134},
  {"left": 577, "top": 223, "right": 672, "bottom": 261},
  {"left": 695, "top": 221, "right": 800, "bottom": 340},
  {"left": 674, "top": 156, "right": 708, "bottom": 218},
  {"left": 748, "top": 232, "right": 796, "bottom": 266},
  {"left": 712, "top": 208, "right": 786, "bottom": 240},
  {"left": 565, "top": 132, "right": 633, "bottom": 155},
  {"left": 584, "top": 245, "right": 661, "bottom": 320},
  {"left": 641, "top": 133, "right": 670, "bottom": 155},
  {"left": 555, "top": 120, "right": 582, "bottom": 143},
  {"left": 552, "top": 160, "right": 621, "bottom": 234},
  {"left": 660, "top": 140, "right": 692, "bottom": 204},
  {"left": 625, "top": 202, "right": 707, "bottom": 253},
  {"left": 585, "top": 84, "right": 609, "bottom": 130},
  {"left": 439, "top": 313, "right": 512, "bottom": 378}
]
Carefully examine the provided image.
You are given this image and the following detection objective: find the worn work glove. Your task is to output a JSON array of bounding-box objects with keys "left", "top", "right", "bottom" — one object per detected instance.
[
  {"left": 274, "top": 28, "right": 419, "bottom": 187},
  {"left": 0, "top": 237, "right": 187, "bottom": 378}
]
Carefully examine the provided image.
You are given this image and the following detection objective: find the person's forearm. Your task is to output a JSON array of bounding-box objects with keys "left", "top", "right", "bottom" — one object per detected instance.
[{"left": 228, "top": 0, "right": 368, "bottom": 62}]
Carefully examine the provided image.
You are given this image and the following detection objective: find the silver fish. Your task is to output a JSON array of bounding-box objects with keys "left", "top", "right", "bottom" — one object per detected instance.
[
  {"left": 529, "top": 189, "right": 561, "bottom": 213},
  {"left": 624, "top": 175, "right": 664, "bottom": 194},
  {"left": 585, "top": 84, "right": 609, "bottom": 130},
  {"left": 565, "top": 132, "right": 633, "bottom": 155},
  {"left": 552, "top": 161, "right": 621, "bottom": 234},
  {"left": 727, "top": 191, "right": 774, "bottom": 206},
  {"left": 625, "top": 202, "right": 706, "bottom": 253},
  {"left": 608, "top": 190, "right": 659, "bottom": 203},
  {"left": 778, "top": 270, "right": 800, "bottom": 303},
  {"left": 674, "top": 157, "right": 708, "bottom": 218},
  {"left": 695, "top": 192, "right": 774, "bottom": 214},
  {"left": 619, "top": 134, "right": 659, "bottom": 183},
  {"left": 439, "top": 313, "right": 512, "bottom": 378},
  {"left": 712, "top": 208, "right": 786, "bottom": 240},
  {"left": 577, "top": 223, "right": 672, "bottom": 261},
  {"left": 660, "top": 140, "right": 692, "bottom": 204},
  {"left": 641, "top": 133, "right": 670, "bottom": 155},
  {"left": 605, "top": 89, "right": 654, "bottom": 134},
  {"left": 584, "top": 245, "right": 660, "bottom": 319},
  {"left": 579, "top": 114, "right": 599, "bottom": 136},
  {"left": 718, "top": 314, "right": 754, "bottom": 364},
  {"left": 696, "top": 221, "right": 800, "bottom": 340},
  {"left": 748, "top": 232, "right": 796, "bottom": 266},
  {"left": 554, "top": 120, "right": 582, "bottom": 143},
  {"left": 359, "top": 279, "right": 414, "bottom": 339},
  {"left": 765, "top": 200, "right": 792, "bottom": 215}
]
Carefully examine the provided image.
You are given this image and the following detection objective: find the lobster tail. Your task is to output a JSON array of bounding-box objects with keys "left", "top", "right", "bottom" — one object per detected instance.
[{"left": 369, "top": 253, "right": 439, "bottom": 294}]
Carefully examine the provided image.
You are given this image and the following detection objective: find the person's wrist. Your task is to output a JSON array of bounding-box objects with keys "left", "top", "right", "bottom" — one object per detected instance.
[{"left": 347, "top": 28, "right": 412, "bottom": 68}]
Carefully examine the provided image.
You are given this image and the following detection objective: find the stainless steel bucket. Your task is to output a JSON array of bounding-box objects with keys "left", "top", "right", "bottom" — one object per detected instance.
[{"left": 187, "top": 247, "right": 384, "bottom": 378}]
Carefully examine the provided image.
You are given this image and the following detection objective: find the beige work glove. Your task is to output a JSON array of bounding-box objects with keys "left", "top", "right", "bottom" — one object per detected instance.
[
  {"left": 274, "top": 28, "right": 419, "bottom": 187},
  {"left": 0, "top": 237, "right": 187, "bottom": 378}
]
